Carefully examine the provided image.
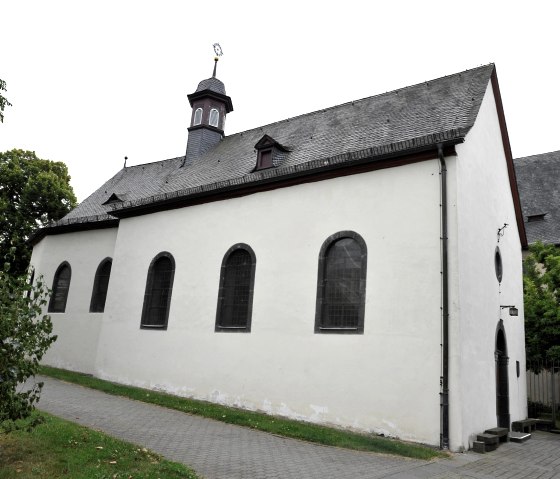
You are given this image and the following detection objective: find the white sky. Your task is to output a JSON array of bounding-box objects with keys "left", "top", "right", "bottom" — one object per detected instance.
[{"left": 1, "top": 0, "right": 559, "bottom": 201}]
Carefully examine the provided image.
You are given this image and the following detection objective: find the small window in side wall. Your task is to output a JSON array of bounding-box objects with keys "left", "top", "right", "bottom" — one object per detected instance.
[
  {"left": 48, "top": 262, "right": 72, "bottom": 313},
  {"left": 141, "top": 252, "right": 175, "bottom": 329},
  {"left": 209, "top": 108, "right": 219, "bottom": 128},
  {"left": 193, "top": 108, "right": 203, "bottom": 126},
  {"left": 27, "top": 267, "right": 35, "bottom": 299},
  {"left": 215, "top": 244, "right": 256, "bottom": 332},
  {"left": 90, "top": 258, "right": 112, "bottom": 313},
  {"left": 315, "top": 231, "right": 367, "bottom": 334}
]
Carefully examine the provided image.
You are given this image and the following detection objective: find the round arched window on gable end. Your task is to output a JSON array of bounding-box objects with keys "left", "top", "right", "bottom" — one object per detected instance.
[{"left": 495, "top": 246, "right": 503, "bottom": 283}]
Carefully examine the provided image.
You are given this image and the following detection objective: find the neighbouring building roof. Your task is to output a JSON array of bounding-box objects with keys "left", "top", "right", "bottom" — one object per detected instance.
[
  {"left": 514, "top": 150, "right": 560, "bottom": 245},
  {"left": 33, "top": 64, "right": 497, "bottom": 241}
]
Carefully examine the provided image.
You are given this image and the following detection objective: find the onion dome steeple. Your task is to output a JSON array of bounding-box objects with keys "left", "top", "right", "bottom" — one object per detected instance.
[{"left": 184, "top": 45, "right": 233, "bottom": 166}]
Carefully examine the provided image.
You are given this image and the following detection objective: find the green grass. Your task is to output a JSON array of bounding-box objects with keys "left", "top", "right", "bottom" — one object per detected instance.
[
  {"left": 0, "top": 413, "right": 199, "bottom": 478},
  {"left": 39, "top": 365, "right": 445, "bottom": 460}
]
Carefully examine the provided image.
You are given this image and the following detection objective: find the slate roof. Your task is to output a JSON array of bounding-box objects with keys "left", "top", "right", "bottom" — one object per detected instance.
[
  {"left": 514, "top": 150, "right": 560, "bottom": 245},
  {"left": 40, "top": 64, "right": 496, "bottom": 235},
  {"left": 195, "top": 76, "right": 227, "bottom": 95}
]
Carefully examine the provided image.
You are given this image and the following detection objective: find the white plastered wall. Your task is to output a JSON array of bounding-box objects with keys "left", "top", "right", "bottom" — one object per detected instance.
[
  {"left": 30, "top": 228, "right": 118, "bottom": 374},
  {"left": 94, "top": 160, "right": 445, "bottom": 446},
  {"left": 451, "top": 81, "right": 527, "bottom": 450}
]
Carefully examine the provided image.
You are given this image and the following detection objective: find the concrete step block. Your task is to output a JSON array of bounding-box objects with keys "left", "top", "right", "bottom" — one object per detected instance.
[
  {"left": 472, "top": 441, "right": 486, "bottom": 453},
  {"left": 477, "top": 433, "right": 499, "bottom": 445},
  {"left": 484, "top": 427, "right": 509, "bottom": 442},
  {"left": 509, "top": 431, "right": 531, "bottom": 443}
]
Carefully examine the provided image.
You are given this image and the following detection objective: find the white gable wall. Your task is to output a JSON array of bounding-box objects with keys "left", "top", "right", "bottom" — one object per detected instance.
[
  {"left": 93, "top": 160, "right": 445, "bottom": 445},
  {"left": 452, "top": 81, "right": 527, "bottom": 450},
  {"left": 30, "top": 228, "right": 118, "bottom": 374}
]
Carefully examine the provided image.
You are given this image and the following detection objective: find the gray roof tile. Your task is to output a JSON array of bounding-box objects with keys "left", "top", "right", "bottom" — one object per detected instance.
[
  {"left": 514, "top": 150, "right": 560, "bottom": 245},
  {"left": 59, "top": 64, "right": 495, "bottom": 224}
]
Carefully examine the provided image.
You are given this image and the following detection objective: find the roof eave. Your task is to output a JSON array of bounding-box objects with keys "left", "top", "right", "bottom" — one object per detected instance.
[
  {"left": 110, "top": 135, "right": 464, "bottom": 220},
  {"left": 490, "top": 67, "right": 528, "bottom": 248}
]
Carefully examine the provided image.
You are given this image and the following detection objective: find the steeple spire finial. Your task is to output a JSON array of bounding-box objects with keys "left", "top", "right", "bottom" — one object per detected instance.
[{"left": 212, "top": 43, "right": 223, "bottom": 78}]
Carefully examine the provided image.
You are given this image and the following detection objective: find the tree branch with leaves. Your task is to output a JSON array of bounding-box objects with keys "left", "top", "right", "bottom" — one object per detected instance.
[
  {"left": 523, "top": 242, "right": 560, "bottom": 362},
  {"left": 0, "top": 149, "right": 77, "bottom": 276},
  {"left": 0, "top": 248, "right": 57, "bottom": 430},
  {"left": 0, "top": 79, "right": 12, "bottom": 123}
]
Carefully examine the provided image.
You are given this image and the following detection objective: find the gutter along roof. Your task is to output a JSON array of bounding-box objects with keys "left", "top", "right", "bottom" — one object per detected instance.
[{"left": 32, "top": 64, "right": 497, "bottom": 242}]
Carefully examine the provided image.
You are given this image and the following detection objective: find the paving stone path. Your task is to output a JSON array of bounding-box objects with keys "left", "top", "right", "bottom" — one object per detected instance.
[{"left": 35, "top": 376, "right": 560, "bottom": 479}]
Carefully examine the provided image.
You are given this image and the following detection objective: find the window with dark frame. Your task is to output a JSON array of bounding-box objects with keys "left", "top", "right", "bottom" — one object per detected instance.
[
  {"left": 315, "top": 231, "right": 367, "bottom": 334},
  {"left": 193, "top": 107, "right": 203, "bottom": 126},
  {"left": 48, "top": 262, "right": 72, "bottom": 313},
  {"left": 141, "top": 252, "right": 175, "bottom": 329},
  {"left": 215, "top": 244, "right": 256, "bottom": 332},
  {"left": 209, "top": 108, "right": 219, "bottom": 127},
  {"left": 27, "top": 267, "right": 35, "bottom": 299},
  {"left": 90, "top": 258, "right": 112, "bottom": 313},
  {"left": 256, "top": 149, "right": 273, "bottom": 170}
]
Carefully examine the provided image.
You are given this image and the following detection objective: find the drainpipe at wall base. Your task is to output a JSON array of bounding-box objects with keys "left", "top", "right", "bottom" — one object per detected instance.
[{"left": 438, "top": 143, "right": 450, "bottom": 450}]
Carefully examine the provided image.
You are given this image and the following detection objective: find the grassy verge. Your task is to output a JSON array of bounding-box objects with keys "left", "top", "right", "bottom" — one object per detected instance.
[
  {"left": 0, "top": 413, "right": 199, "bottom": 479},
  {"left": 39, "top": 365, "right": 444, "bottom": 460}
]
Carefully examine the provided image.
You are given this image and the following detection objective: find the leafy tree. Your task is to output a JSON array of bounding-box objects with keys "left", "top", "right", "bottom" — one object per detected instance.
[
  {"left": 523, "top": 242, "right": 560, "bottom": 362},
  {"left": 0, "top": 149, "right": 77, "bottom": 276},
  {"left": 0, "top": 248, "right": 57, "bottom": 430},
  {"left": 0, "top": 78, "right": 11, "bottom": 123}
]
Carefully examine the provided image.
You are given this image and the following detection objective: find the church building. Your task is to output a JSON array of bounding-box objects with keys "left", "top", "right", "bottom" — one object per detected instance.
[{"left": 30, "top": 61, "right": 528, "bottom": 451}]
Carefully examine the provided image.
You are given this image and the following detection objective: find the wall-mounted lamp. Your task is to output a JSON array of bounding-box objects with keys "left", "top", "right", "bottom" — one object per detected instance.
[{"left": 500, "top": 305, "right": 518, "bottom": 316}]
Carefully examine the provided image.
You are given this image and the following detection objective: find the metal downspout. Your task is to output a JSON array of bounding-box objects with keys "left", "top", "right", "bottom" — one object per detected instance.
[{"left": 438, "top": 143, "right": 450, "bottom": 450}]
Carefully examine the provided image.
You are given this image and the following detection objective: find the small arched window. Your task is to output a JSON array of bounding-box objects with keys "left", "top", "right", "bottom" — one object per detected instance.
[
  {"left": 215, "top": 244, "right": 256, "bottom": 332},
  {"left": 209, "top": 108, "right": 219, "bottom": 128},
  {"left": 90, "top": 258, "right": 112, "bottom": 313},
  {"left": 193, "top": 107, "right": 203, "bottom": 126},
  {"left": 141, "top": 252, "right": 175, "bottom": 329},
  {"left": 49, "top": 262, "right": 72, "bottom": 313},
  {"left": 315, "top": 231, "right": 367, "bottom": 333}
]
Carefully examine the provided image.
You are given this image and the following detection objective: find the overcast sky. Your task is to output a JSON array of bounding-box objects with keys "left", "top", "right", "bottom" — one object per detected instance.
[{"left": 1, "top": 1, "right": 559, "bottom": 201}]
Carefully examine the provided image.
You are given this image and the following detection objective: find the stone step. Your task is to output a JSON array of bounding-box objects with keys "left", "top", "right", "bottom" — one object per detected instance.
[
  {"left": 512, "top": 419, "right": 536, "bottom": 433},
  {"left": 509, "top": 431, "right": 531, "bottom": 443},
  {"left": 476, "top": 433, "right": 498, "bottom": 451},
  {"left": 484, "top": 427, "right": 509, "bottom": 442},
  {"left": 535, "top": 419, "right": 554, "bottom": 431},
  {"left": 473, "top": 440, "right": 486, "bottom": 453}
]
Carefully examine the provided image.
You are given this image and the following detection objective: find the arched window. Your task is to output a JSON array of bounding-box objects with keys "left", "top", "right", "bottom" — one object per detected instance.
[
  {"left": 209, "top": 108, "right": 219, "bottom": 128},
  {"left": 215, "top": 244, "right": 256, "bottom": 332},
  {"left": 90, "top": 258, "right": 112, "bottom": 313},
  {"left": 193, "top": 107, "right": 203, "bottom": 126},
  {"left": 48, "top": 262, "right": 72, "bottom": 313},
  {"left": 141, "top": 252, "right": 175, "bottom": 329},
  {"left": 315, "top": 231, "right": 367, "bottom": 333}
]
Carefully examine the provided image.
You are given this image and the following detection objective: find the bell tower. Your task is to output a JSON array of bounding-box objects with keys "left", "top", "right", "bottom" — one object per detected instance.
[{"left": 184, "top": 45, "right": 233, "bottom": 166}]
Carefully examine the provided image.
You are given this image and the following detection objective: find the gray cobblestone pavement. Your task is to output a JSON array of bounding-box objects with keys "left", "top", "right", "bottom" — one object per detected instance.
[{"left": 35, "top": 376, "right": 560, "bottom": 478}]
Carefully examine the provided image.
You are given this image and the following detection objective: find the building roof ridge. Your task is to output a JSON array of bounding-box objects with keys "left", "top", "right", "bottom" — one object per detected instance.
[{"left": 225, "top": 64, "right": 495, "bottom": 140}]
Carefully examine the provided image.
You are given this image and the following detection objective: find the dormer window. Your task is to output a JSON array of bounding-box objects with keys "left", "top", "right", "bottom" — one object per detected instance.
[
  {"left": 102, "top": 193, "right": 125, "bottom": 205},
  {"left": 527, "top": 213, "right": 547, "bottom": 222},
  {"left": 253, "top": 134, "right": 289, "bottom": 172},
  {"left": 257, "top": 149, "right": 273, "bottom": 170},
  {"left": 193, "top": 108, "right": 203, "bottom": 126},
  {"left": 209, "top": 108, "right": 219, "bottom": 127}
]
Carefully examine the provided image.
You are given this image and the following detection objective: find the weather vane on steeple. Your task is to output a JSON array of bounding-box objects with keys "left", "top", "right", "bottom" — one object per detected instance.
[{"left": 212, "top": 43, "right": 223, "bottom": 78}]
